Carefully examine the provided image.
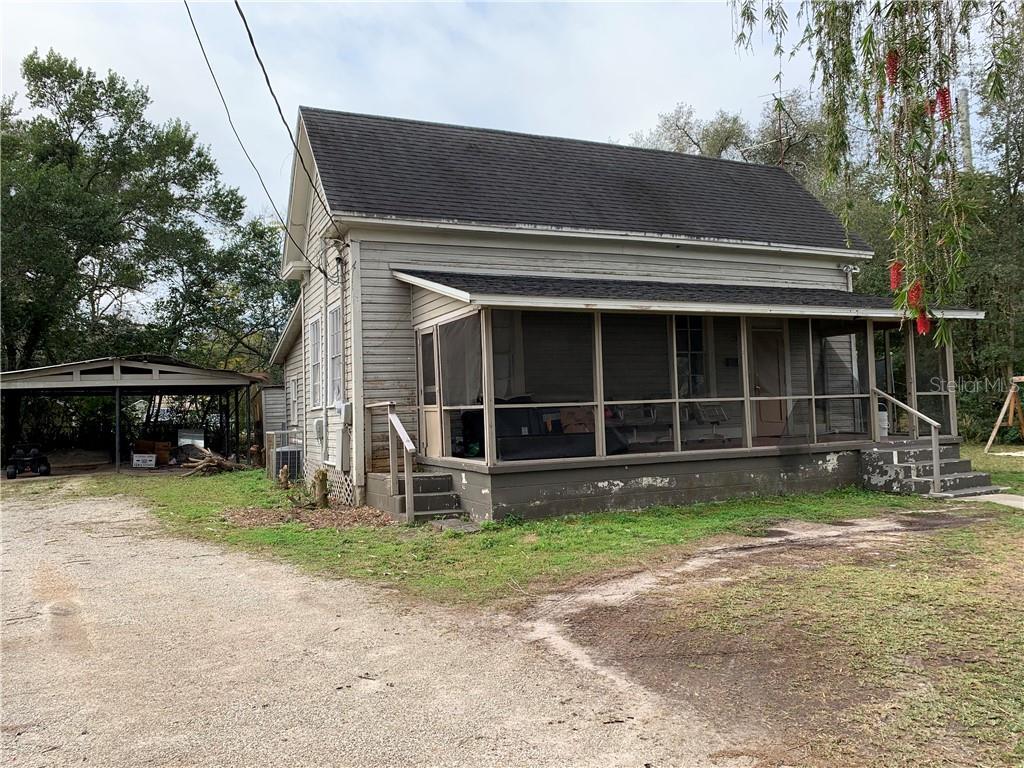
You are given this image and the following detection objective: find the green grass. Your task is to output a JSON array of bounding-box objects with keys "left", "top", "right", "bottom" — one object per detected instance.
[
  {"left": 48, "top": 470, "right": 944, "bottom": 603},
  {"left": 668, "top": 514, "right": 1024, "bottom": 765},
  {"left": 961, "top": 443, "right": 1024, "bottom": 494}
]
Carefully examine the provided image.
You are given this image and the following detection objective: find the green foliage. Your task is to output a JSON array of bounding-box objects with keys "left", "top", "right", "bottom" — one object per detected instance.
[
  {"left": 0, "top": 49, "right": 295, "bottom": 373},
  {"left": 732, "top": 1, "right": 1022, "bottom": 345}
]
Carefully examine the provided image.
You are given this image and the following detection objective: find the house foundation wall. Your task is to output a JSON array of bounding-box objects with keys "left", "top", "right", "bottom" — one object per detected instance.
[{"left": 424, "top": 450, "right": 863, "bottom": 521}]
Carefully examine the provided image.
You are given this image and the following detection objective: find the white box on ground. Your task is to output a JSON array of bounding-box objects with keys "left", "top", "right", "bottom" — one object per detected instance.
[{"left": 132, "top": 453, "right": 157, "bottom": 468}]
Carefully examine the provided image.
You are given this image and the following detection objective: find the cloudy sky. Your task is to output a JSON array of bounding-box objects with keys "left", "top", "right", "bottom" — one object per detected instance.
[{"left": 2, "top": 1, "right": 813, "bottom": 219}]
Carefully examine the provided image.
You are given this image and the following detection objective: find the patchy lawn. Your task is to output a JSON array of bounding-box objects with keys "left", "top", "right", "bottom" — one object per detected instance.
[
  {"left": 960, "top": 443, "right": 1024, "bottom": 494},
  {"left": 562, "top": 510, "right": 1024, "bottom": 767},
  {"left": 29, "top": 469, "right": 948, "bottom": 603}
]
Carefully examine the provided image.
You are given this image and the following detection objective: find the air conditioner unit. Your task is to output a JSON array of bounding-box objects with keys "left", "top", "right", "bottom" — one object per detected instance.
[{"left": 273, "top": 445, "right": 303, "bottom": 481}]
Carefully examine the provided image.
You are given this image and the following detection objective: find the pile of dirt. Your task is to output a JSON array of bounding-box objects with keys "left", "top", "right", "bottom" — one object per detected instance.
[{"left": 224, "top": 504, "right": 394, "bottom": 529}]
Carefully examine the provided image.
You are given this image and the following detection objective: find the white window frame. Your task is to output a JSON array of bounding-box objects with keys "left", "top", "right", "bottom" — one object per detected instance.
[
  {"left": 327, "top": 304, "right": 343, "bottom": 406},
  {"left": 308, "top": 316, "right": 322, "bottom": 409},
  {"left": 288, "top": 379, "right": 298, "bottom": 426}
]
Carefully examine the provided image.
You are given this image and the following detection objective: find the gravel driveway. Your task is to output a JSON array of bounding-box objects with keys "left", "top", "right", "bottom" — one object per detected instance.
[{"left": 1, "top": 484, "right": 738, "bottom": 767}]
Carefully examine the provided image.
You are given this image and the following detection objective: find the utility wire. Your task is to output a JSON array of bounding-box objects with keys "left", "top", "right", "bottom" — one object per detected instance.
[
  {"left": 233, "top": 0, "right": 336, "bottom": 229},
  {"left": 182, "top": 0, "right": 331, "bottom": 282}
]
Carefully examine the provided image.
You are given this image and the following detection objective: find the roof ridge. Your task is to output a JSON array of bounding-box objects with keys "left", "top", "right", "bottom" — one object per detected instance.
[{"left": 297, "top": 105, "right": 792, "bottom": 174}]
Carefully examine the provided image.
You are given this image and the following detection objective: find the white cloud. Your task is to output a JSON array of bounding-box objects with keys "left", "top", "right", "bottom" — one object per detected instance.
[{"left": 2, "top": 0, "right": 814, "bottom": 218}]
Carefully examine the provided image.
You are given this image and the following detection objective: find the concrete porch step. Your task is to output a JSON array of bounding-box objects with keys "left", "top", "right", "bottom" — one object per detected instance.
[
  {"left": 864, "top": 444, "right": 961, "bottom": 463},
  {"left": 393, "top": 490, "right": 463, "bottom": 520},
  {"left": 366, "top": 471, "right": 454, "bottom": 495},
  {"left": 904, "top": 471, "right": 996, "bottom": 495},
  {"left": 929, "top": 485, "right": 1008, "bottom": 499},
  {"left": 891, "top": 458, "right": 973, "bottom": 479}
]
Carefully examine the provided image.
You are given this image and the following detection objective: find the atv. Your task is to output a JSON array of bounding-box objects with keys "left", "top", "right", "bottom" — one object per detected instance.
[{"left": 6, "top": 444, "right": 51, "bottom": 480}]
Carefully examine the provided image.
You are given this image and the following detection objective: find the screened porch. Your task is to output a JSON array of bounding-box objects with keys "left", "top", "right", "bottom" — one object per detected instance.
[{"left": 398, "top": 271, "right": 977, "bottom": 469}]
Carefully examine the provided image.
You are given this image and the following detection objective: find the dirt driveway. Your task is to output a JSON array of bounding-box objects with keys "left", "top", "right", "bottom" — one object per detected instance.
[{"left": 1, "top": 485, "right": 739, "bottom": 768}]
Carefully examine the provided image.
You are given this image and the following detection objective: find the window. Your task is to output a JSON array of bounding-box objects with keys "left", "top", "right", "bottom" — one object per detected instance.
[
  {"left": 308, "top": 318, "right": 321, "bottom": 408},
  {"left": 288, "top": 379, "right": 298, "bottom": 425},
  {"left": 327, "top": 306, "right": 342, "bottom": 405}
]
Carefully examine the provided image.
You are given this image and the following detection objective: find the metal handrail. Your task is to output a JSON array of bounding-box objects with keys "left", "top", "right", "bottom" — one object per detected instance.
[
  {"left": 365, "top": 401, "right": 416, "bottom": 522},
  {"left": 871, "top": 387, "right": 942, "bottom": 494}
]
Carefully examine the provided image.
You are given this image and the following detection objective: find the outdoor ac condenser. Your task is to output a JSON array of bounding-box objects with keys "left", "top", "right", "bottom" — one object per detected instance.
[{"left": 273, "top": 445, "right": 302, "bottom": 481}]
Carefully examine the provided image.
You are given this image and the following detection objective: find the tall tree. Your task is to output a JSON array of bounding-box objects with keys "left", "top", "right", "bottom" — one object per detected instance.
[
  {"left": 631, "top": 103, "right": 751, "bottom": 160},
  {"left": 1, "top": 49, "right": 244, "bottom": 370}
]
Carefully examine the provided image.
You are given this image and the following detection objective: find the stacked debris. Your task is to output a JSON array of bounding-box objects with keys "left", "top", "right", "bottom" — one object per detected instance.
[{"left": 180, "top": 448, "right": 246, "bottom": 477}]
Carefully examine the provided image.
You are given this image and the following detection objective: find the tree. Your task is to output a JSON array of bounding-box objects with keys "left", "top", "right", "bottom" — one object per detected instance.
[
  {"left": 631, "top": 103, "right": 751, "bottom": 160},
  {"left": 1, "top": 49, "right": 244, "bottom": 370},
  {"left": 732, "top": 0, "right": 1022, "bottom": 344},
  {"left": 151, "top": 218, "right": 299, "bottom": 372}
]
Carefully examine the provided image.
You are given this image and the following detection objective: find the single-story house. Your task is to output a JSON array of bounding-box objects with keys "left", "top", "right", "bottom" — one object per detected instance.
[{"left": 269, "top": 107, "right": 994, "bottom": 521}]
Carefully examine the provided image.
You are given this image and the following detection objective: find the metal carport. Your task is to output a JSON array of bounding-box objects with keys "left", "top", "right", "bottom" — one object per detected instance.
[{"left": 0, "top": 356, "right": 264, "bottom": 472}]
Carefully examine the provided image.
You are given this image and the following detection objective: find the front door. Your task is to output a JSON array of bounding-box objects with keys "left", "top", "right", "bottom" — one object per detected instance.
[
  {"left": 417, "top": 330, "right": 442, "bottom": 458},
  {"left": 752, "top": 327, "right": 786, "bottom": 437}
]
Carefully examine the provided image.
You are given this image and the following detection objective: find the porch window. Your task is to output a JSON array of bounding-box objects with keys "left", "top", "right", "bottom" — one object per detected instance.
[
  {"left": 676, "top": 315, "right": 746, "bottom": 450},
  {"left": 438, "top": 313, "right": 485, "bottom": 460},
  {"left": 492, "top": 310, "right": 596, "bottom": 461},
  {"left": 602, "top": 314, "right": 675, "bottom": 454},
  {"left": 914, "top": 337, "right": 953, "bottom": 434}
]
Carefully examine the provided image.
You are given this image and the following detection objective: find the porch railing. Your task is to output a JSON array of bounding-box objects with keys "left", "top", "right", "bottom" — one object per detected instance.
[
  {"left": 872, "top": 387, "right": 942, "bottom": 494},
  {"left": 364, "top": 401, "right": 416, "bottom": 522}
]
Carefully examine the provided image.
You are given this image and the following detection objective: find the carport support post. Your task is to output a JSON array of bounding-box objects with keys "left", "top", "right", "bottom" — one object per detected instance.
[
  {"left": 114, "top": 387, "right": 121, "bottom": 473},
  {"left": 245, "top": 384, "right": 252, "bottom": 465}
]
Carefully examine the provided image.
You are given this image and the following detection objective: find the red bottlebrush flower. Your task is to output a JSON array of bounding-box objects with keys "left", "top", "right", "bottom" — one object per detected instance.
[
  {"left": 936, "top": 86, "right": 953, "bottom": 121},
  {"left": 916, "top": 313, "right": 932, "bottom": 336},
  {"left": 889, "top": 261, "right": 904, "bottom": 291},
  {"left": 907, "top": 280, "right": 924, "bottom": 308},
  {"left": 885, "top": 50, "right": 900, "bottom": 86}
]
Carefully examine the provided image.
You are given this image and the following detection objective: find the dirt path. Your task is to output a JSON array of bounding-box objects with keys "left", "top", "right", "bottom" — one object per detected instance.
[{"left": 1, "top": 486, "right": 742, "bottom": 768}]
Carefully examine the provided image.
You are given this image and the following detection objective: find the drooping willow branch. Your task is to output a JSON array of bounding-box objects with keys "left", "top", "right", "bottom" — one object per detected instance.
[{"left": 732, "top": 0, "right": 1019, "bottom": 345}]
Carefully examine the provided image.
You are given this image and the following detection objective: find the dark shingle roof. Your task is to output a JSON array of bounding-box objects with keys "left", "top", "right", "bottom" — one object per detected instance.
[
  {"left": 299, "top": 107, "right": 870, "bottom": 253},
  {"left": 397, "top": 270, "right": 900, "bottom": 312}
]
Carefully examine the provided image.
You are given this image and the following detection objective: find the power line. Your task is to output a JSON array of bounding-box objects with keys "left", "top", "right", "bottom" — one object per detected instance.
[
  {"left": 182, "top": 0, "right": 331, "bottom": 282},
  {"left": 233, "top": 0, "right": 336, "bottom": 228}
]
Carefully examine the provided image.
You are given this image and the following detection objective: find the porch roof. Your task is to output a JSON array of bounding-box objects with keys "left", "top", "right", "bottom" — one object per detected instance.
[{"left": 394, "top": 270, "right": 984, "bottom": 320}]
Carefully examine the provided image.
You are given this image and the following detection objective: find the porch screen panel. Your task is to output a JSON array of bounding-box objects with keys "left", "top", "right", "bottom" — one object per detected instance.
[
  {"left": 491, "top": 310, "right": 596, "bottom": 461},
  {"left": 812, "top": 319, "right": 870, "bottom": 441},
  {"left": 492, "top": 310, "right": 593, "bottom": 403},
  {"left": 438, "top": 313, "right": 485, "bottom": 460},
  {"left": 602, "top": 314, "right": 674, "bottom": 454},
  {"left": 748, "top": 318, "right": 812, "bottom": 446},
  {"left": 439, "top": 313, "right": 482, "bottom": 407},
  {"left": 676, "top": 316, "right": 746, "bottom": 450},
  {"left": 914, "top": 338, "right": 954, "bottom": 434}
]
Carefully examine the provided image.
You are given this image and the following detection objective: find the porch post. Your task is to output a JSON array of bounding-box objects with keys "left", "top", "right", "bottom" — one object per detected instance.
[
  {"left": 245, "top": 383, "right": 253, "bottom": 464},
  {"left": 739, "top": 316, "right": 754, "bottom": 448},
  {"left": 114, "top": 386, "right": 121, "bottom": 473},
  {"left": 807, "top": 318, "right": 817, "bottom": 443},
  {"left": 944, "top": 341, "right": 958, "bottom": 437},
  {"left": 480, "top": 309, "right": 497, "bottom": 466},
  {"left": 669, "top": 315, "right": 681, "bottom": 452},
  {"left": 866, "top": 320, "right": 879, "bottom": 441},
  {"left": 594, "top": 311, "right": 606, "bottom": 457},
  {"left": 906, "top": 326, "right": 919, "bottom": 439}
]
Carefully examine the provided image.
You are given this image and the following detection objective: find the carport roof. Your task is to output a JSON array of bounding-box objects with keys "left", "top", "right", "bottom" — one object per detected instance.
[{"left": 0, "top": 356, "right": 263, "bottom": 395}]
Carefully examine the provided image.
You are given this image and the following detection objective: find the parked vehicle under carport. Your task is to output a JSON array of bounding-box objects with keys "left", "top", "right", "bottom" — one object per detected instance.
[{"left": 6, "top": 443, "right": 51, "bottom": 479}]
